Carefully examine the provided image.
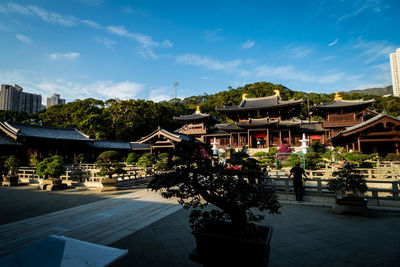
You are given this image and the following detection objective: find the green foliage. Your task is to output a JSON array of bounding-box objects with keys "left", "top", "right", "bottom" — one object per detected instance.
[
  {"left": 383, "top": 153, "right": 400, "bottom": 161},
  {"left": 323, "top": 147, "right": 344, "bottom": 162},
  {"left": 227, "top": 151, "right": 249, "bottom": 166},
  {"left": 4, "top": 155, "right": 20, "bottom": 175},
  {"left": 36, "top": 155, "right": 65, "bottom": 179},
  {"left": 327, "top": 163, "right": 368, "bottom": 196},
  {"left": 155, "top": 153, "right": 170, "bottom": 171},
  {"left": 28, "top": 152, "right": 39, "bottom": 167},
  {"left": 283, "top": 153, "right": 302, "bottom": 168},
  {"left": 148, "top": 140, "right": 280, "bottom": 236},
  {"left": 310, "top": 142, "right": 325, "bottom": 153},
  {"left": 96, "top": 151, "right": 125, "bottom": 179},
  {"left": 137, "top": 153, "right": 156, "bottom": 168},
  {"left": 344, "top": 151, "right": 375, "bottom": 167},
  {"left": 252, "top": 151, "right": 268, "bottom": 158},
  {"left": 305, "top": 152, "right": 323, "bottom": 170},
  {"left": 126, "top": 152, "right": 140, "bottom": 165},
  {"left": 76, "top": 153, "right": 88, "bottom": 164}
]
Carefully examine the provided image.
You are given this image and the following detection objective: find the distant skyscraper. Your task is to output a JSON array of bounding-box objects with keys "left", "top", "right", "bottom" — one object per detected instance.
[
  {"left": 46, "top": 93, "right": 66, "bottom": 108},
  {"left": 390, "top": 48, "right": 400, "bottom": 97},
  {"left": 0, "top": 84, "right": 43, "bottom": 114}
]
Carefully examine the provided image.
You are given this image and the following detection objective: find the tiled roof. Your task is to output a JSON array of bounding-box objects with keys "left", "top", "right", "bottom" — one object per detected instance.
[
  {"left": 130, "top": 142, "right": 151, "bottom": 150},
  {"left": 137, "top": 127, "right": 194, "bottom": 143},
  {"left": 0, "top": 135, "right": 20, "bottom": 146},
  {"left": 216, "top": 96, "right": 304, "bottom": 112},
  {"left": 0, "top": 121, "right": 90, "bottom": 141},
  {"left": 173, "top": 113, "right": 210, "bottom": 121},
  {"left": 86, "top": 140, "right": 132, "bottom": 150},
  {"left": 237, "top": 118, "right": 279, "bottom": 127},
  {"left": 213, "top": 124, "right": 244, "bottom": 131},
  {"left": 315, "top": 99, "right": 374, "bottom": 109}
]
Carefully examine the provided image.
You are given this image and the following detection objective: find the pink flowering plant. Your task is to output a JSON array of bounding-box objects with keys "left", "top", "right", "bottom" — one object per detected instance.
[
  {"left": 277, "top": 144, "right": 292, "bottom": 161},
  {"left": 148, "top": 139, "right": 280, "bottom": 238}
]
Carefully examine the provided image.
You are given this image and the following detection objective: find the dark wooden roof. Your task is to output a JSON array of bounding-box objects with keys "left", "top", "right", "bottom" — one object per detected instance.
[
  {"left": 86, "top": 140, "right": 132, "bottom": 150},
  {"left": 0, "top": 135, "right": 21, "bottom": 146},
  {"left": 0, "top": 121, "right": 90, "bottom": 141},
  {"left": 216, "top": 95, "right": 304, "bottom": 113},
  {"left": 130, "top": 142, "right": 151, "bottom": 150},
  {"left": 330, "top": 113, "right": 400, "bottom": 140},
  {"left": 314, "top": 99, "right": 374, "bottom": 110}
]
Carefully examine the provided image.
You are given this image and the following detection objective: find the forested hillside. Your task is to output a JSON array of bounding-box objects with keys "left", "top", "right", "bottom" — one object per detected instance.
[{"left": 1, "top": 82, "right": 399, "bottom": 141}]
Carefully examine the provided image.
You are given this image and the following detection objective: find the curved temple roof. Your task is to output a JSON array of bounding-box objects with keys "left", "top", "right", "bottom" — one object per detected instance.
[
  {"left": 216, "top": 95, "right": 304, "bottom": 112},
  {"left": 0, "top": 121, "right": 91, "bottom": 141},
  {"left": 314, "top": 99, "right": 374, "bottom": 110}
]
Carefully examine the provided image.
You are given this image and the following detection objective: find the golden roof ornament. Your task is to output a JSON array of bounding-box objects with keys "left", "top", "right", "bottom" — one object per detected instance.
[
  {"left": 242, "top": 94, "right": 248, "bottom": 101},
  {"left": 334, "top": 91, "right": 342, "bottom": 101},
  {"left": 195, "top": 106, "right": 201, "bottom": 114}
]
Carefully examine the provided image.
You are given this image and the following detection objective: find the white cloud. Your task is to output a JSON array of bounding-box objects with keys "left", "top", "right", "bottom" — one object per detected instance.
[
  {"left": 96, "top": 37, "right": 116, "bottom": 48},
  {"left": 94, "top": 81, "right": 145, "bottom": 99},
  {"left": 148, "top": 88, "right": 172, "bottom": 102},
  {"left": 241, "top": 40, "right": 255, "bottom": 49},
  {"left": 337, "top": 0, "right": 384, "bottom": 22},
  {"left": 286, "top": 45, "right": 312, "bottom": 58},
  {"left": 107, "top": 25, "right": 160, "bottom": 48},
  {"left": 203, "top": 28, "right": 223, "bottom": 41},
  {"left": 81, "top": 20, "right": 100, "bottom": 28},
  {"left": 15, "top": 33, "right": 31, "bottom": 43},
  {"left": 321, "top": 56, "right": 336, "bottom": 61},
  {"left": 49, "top": 52, "right": 80, "bottom": 61},
  {"left": 353, "top": 38, "right": 396, "bottom": 63},
  {"left": 328, "top": 39, "right": 338, "bottom": 47},
  {"left": 176, "top": 54, "right": 242, "bottom": 72}
]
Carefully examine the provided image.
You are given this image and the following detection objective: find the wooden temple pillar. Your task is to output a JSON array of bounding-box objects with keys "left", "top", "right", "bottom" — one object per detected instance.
[
  {"left": 357, "top": 138, "right": 361, "bottom": 152},
  {"left": 279, "top": 130, "right": 282, "bottom": 146},
  {"left": 238, "top": 133, "right": 240, "bottom": 147},
  {"left": 352, "top": 142, "right": 355, "bottom": 151},
  {"left": 230, "top": 133, "right": 233, "bottom": 147},
  {"left": 396, "top": 142, "right": 399, "bottom": 155},
  {"left": 266, "top": 128, "right": 270, "bottom": 148},
  {"left": 346, "top": 144, "right": 349, "bottom": 152},
  {"left": 247, "top": 130, "right": 251, "bottom": 148},
  {"left": 288, "top": 129, "right": 292, "bottom": 146}
]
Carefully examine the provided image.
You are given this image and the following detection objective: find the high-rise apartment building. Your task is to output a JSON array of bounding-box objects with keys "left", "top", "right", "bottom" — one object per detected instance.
[
  {"left": 390, "top": 48, "right": 400, "bottom": 97},
  {"left": 0, "top": 84, "right": 43, "bottom": 114},
  {"left": 46, "top": 93, "right": 66, "bottom": 108}
]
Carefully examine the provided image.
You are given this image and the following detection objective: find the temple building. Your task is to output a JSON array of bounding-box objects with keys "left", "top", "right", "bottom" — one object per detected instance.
[
  {"left": 173, "top": 106, "right": 219, "bottom": 142},
  {"left": 330, "top": 113, "right": 400, "bottom": 155},
  {"left": 313, "top": 92, "right": 375, "bottom": 139}
]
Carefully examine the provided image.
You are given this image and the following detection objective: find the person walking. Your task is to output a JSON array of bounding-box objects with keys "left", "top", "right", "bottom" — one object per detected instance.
[{"left": 289, "top": 162, "right": 308, "bottom": 202}]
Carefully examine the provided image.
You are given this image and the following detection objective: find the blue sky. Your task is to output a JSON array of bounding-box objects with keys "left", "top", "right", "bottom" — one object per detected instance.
[{"left": 0, "top": 0, "right": 399, "bottom": 103}]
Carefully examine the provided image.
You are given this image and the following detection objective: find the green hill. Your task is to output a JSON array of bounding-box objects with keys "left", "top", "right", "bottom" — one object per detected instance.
[{"left": 349, "top": 85, "right": 392, "bottom": 96}]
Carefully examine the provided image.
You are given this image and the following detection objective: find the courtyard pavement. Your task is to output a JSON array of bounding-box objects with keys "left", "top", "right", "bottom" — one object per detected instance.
[{"left": 1, "top": 186, "right": 400, "bottom": 266}]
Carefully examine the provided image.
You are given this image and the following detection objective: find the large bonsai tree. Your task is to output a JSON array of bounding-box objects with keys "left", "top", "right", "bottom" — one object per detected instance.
[
  {"left": 327, "top": 163, "right": 368, "bottom": 197},
  {"left": 4, "top": 155, "right": 20, "bottom": 176},
  {"left": 148, "top": 140, "right": 280, "bottom": 237},
  {"left": 36, "top": 155, "right": 66, "bottom": 180},
  {"left": 96, "top": 151, "right": 126, "bottom": 179},
  {"left": 126, "top": 152, "right": 139, "bottom": 165}
]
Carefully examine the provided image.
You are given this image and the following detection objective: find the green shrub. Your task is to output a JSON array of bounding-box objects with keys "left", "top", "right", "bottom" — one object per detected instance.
[
  {"left": 96, "top": 151, "right": 125, "bottom": 179},
  {"left": 253, "top": 151, "right": 268, "bottom": 158},
  {"left": 137, "top": 153, "right": 156, "bottom": 167},
  {"left": 126, "top": 152, "right": 139, "bottom": 165},
  {"left": 36, "top": 155, "right": 65, "bottom": 179},
  {"left": 383, "top": 153, "right": 400, "bottom": 161},
  {"left": 283, "top": 153, "right": 301, "bottom": 168},
  {"left": 310, "top": 142, "right": 325, "bottom": 153},
  {"left": 305, "top": 152, "right": 323, "bottom": 170},
  {"left": 327, "top": 163, "right": 367, "bottom": 196},
  {"left": 4, "top": 155, "right": 20, "bottom": 176},
  {"left": 155, "top": 153, "right": 170, "bottom": 171}
]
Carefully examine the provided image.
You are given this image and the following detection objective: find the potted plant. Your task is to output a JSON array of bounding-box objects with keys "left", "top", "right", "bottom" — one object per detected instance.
[
  {"left": 327, "top": 163, "right": 368, "bottom": 215},
  {"left": 36, "top": 155, "right": 66, "bottom": 190},
  {"left": 137, "top": 152, "right": 156, "bottom": 175},
  {"left": 2, "top": 155, "right": 20, "bottom": 186},
  {"left": 148, "top": 140, "right": 281, "bottom": 266},
  {"left": 96, "top": 150, "right": 126, "bottom": 191}
]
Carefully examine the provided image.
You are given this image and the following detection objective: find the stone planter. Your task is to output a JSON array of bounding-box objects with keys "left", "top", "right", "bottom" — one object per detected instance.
[
  {"left": 2, "top": 175, "right": 19, "bottom": 186},
  {"left": 333, "top": 196, "right": 368, "bottom": 216},
  {"left": 190, "top": 223, "right": 273, "bottom": 267},
  {"left": 101, "top": 177, "right": 119, "bottom": 191}
]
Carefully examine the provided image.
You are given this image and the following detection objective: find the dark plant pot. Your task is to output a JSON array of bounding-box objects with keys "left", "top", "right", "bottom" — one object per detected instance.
[
  {"left": 2, "top": 175, "right": 19, "bottom": 186},
  {"left": 333, "top": 196, "right": 368, "bottom": 216},
  {"left": 101, "top": 177, "right": 118, "bottom": 191},
  {"left": 190, "top": 223, "right": 273, "bottom": 267},
  {"left": 336, "top": 196, "right": 368, "bottom": 207}
]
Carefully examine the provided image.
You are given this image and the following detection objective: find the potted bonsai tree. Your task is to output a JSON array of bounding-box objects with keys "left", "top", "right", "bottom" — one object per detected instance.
[
  {"left": 327, "top": 162, "right": 368, "bottom": 215},
  {"left": 96, "top": 150, "right": 126, "bottom": 191},
  {"left": 36, "top": 155, "right": 66, "bottom": 190},
  {"left": 148, "top": 140, "right": 280, "bottom": 266},
  {"left": 2, "top": 155, "right": 20, "bottom": 186}
]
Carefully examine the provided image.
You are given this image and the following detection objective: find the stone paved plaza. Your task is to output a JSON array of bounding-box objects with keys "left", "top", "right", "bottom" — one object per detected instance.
[{"left": 1, "top": 186, "right": 400, "bottom": 266}]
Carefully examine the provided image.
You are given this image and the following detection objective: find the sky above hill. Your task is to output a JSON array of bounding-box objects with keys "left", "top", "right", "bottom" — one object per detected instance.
[{"left": 0, "top": 0, "right": 399, "bottom": 103}]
